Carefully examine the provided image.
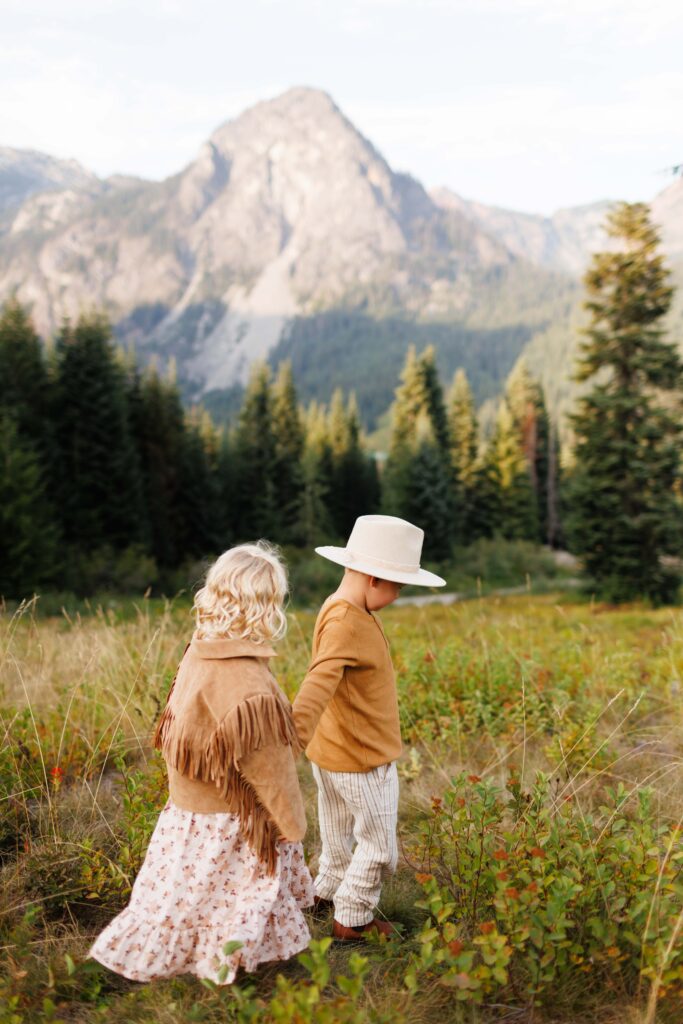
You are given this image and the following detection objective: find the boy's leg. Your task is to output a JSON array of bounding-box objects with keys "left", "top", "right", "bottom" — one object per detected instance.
[
  {"left": 311, "top": 764, "right": 355, "bottom": 901},
  {"left": 332, "top": 763, "right": 399, "bottom": 928}
]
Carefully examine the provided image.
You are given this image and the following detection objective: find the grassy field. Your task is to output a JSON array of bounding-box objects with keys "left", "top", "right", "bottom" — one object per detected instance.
[{"left": 1, "top": 591, "right": 683, "bottom": 1022}]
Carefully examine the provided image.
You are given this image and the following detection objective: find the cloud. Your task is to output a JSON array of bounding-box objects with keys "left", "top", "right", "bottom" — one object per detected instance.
[
  {"left": 264, "top": 0, "right": 682, "bottom": 45},
  {"left": 0, "top": 35, "right": 278, "bottom": 177},
  {"left": 346, "top": 70, "right": 683, "bottom": 210}
]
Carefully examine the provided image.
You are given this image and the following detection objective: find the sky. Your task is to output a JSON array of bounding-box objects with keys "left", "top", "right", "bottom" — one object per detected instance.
[{"left": 2, "top": 0, "right": 682, "bottom": 215}]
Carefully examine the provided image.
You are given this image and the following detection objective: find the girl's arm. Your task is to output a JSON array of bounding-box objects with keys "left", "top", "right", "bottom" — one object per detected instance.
[{"left": 238, "top": 743, "right": 307, "bottom": 841}]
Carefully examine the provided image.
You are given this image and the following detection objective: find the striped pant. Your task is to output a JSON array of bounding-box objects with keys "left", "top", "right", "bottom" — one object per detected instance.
[{"left": 311, "top": 762, "right": 399, "bottom": 928}]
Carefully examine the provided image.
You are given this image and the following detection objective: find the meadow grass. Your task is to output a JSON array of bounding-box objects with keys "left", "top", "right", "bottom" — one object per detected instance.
[{"left": 1, "top": 592, "right": 682, "bottom": 1022}]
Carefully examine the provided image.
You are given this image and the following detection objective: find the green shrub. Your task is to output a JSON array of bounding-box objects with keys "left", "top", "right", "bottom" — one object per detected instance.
[{"left": 406, "top": 771, "right": 683, "bottom": 1007}]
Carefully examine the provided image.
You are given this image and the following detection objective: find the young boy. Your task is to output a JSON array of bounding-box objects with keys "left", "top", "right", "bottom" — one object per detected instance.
[{"left": 292, "top": 514, "right": 445, "bottom": 942}]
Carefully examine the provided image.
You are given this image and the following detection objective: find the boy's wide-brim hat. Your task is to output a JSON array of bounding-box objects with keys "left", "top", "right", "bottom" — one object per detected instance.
[{"left": 315, "top": 515, "right": 446, "bottom": 588}]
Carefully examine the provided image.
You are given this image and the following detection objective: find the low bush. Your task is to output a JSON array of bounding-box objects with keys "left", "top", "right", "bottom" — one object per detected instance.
[{"left": 406, "top": 771, "right": 683, "bottom": 1011}]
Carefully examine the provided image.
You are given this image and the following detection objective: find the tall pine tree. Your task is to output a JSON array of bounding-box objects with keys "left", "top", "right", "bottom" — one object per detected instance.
[
  {"left": 297, "top": 401, "right": 334, "bottom": 545},
  {"left": 127, "top": 363, "right": 185, "bottom": 566},
  {"left": 0, "top": 298, "right": 51, "bottom": 450},
  {"left": 448, "top": 368, "right": 479, "bottom": 542},
  {"left": 504, "top": 358, "right": 552, "bottom": 542},
  {"left": 0, "top": 299, "right": 60, "bottom": 589},
  {"left": 568, "top": 202, "right": 683, "bottom": 603},
  {"left": 490, "top": 401, "right": 539, "bottom": 541},
  {"left": 383, "top": 346, "right": 454, "bottom": 555},
  {"left": 325, "top": 390, "right": 380, "bottom": 537},
  {"left": 0, "top": 415, "right": 59, "bottom": 597},
  {"left": 271, "top": 361, "right": 305, "bottom": 542},
  {"left": 53, "top": 312, "right": 145, "bottom": 553},
  {"left": 233, "top": 363, "right": 279, "bottom": 540}
]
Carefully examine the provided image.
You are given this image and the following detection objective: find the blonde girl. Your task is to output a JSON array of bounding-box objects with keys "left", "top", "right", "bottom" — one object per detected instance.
[{"left": 89, "top": 542, "right": 314, "bottom": 983}]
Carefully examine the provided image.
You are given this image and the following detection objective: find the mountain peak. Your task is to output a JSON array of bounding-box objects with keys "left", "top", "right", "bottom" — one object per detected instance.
[
  {"left": 254, "top": 85, "right": 340, "bottom": 115},
  {"left": 208, "top": 84, "right": 365, "bottom": 159}
]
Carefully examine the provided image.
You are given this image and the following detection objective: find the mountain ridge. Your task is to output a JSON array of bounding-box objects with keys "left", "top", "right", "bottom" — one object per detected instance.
[{"left": 1, "top": 87, "right": 681, "bottom": 427}]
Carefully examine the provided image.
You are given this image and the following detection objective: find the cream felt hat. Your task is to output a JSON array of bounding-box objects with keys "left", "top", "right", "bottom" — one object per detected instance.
[{"left": 316, "top": 515, "right": 446, "bottom": 587}]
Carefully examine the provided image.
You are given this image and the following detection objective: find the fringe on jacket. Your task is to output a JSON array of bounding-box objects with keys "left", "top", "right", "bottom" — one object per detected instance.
[{"left": 154, "top": 686, "right": 299, "bottom": 875}]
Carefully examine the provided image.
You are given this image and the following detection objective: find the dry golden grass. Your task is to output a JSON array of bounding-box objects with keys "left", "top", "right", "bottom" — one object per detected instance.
[{"left": 1, "top": 593, "right": 682, "bottom": 1022}]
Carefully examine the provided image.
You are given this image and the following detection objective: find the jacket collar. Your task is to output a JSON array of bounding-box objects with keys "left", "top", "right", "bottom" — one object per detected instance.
[{"left": 190, "top": 634, "right": 277, "bottom": 659}]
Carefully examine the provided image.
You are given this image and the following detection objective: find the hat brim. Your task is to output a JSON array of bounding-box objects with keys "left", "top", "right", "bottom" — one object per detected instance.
[{"left": 315, "top": 546, "right": 446, "bottom": 588}]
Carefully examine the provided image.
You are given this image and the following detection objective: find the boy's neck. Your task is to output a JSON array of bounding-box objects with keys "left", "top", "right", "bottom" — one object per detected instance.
[{"left": 333, "top": 573, "right": 370, "bottom": 613}]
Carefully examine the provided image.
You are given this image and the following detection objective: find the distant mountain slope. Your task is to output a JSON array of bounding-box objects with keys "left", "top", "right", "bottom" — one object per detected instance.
[
  {"left": 432, "top": 187, "right": 613, "bottom": 274},
  {"left": 1, "top": 89, "right": 680, "bottom": 428},
  {"left": 0, "top": 147, "right": 98, "bottom": 212},
  {"left": 0, "top": 88, "right": 518, "bottom": 412},
  {"left": 432, "top": 177, "right": 683, "bottom": 273}
]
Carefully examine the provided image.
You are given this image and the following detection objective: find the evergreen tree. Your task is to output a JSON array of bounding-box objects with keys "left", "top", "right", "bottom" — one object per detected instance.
[
  {"left": 384, "top": 346, "right": 454, "bottom": 554},
  {"left": 471, "top": 448, "right": 503, "bottom": 540},
  {"left": 491, "top": 401, "right": 539, "bottom": 541},
  {"left": 297, "top": 402, "right": 334, "bottom": 545},
  {"left": 128, "top": 365, "right": 185, "bottom": 566},
  {"left": 177, "top": 410, "right": 220, "bottom": 558},
  {"left": 568, "top": 202, "right": 683, "bottom": 603},
  {"left": 215, "top": 426, "right": 237, "bottom": 544},
  {"left": 546, "top": 424, "right": 563, "bottom": 548},
  {"left": 324, "top": 390, "right": 379, "bottom": 537},
  {"left": 401, "top": 413, "right": 453, "bottom": 560},
  {"left": 0, "top": 415, "right": 59, "bottom": 596},
  {"left": 0, "top": 299, "right": 60, "bottom": 584},
  {"left": 233, "top": 364, "right": 279, "bottom": 540},
  {"left": 504, "top": 358, "right": 552, "bottom": 542},
  {"left": 383, "top": 346, "right": 428, "bottom": 515},
  {"left": 53, "top": 312, "right": 145, "bottom": 552},
  {"left": 346, "top": 394, "right": 381, "bottom": 525},
  {"left": 421, "top": 345, "right": 451, "bottom": 452},
  {"left": 0, "top": 298, "right": 51, "bottom": 449},
  {"left": 271, "top": 362, "right": 305, "bottom": 542},
  {"left": 448, "top": 368, "right": 479, "bottom": 542}
]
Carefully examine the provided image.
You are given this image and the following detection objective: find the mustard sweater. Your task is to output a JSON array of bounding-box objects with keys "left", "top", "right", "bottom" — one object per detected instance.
[{"left": 292, "top": 597, "right": 402, "bottom": 772}]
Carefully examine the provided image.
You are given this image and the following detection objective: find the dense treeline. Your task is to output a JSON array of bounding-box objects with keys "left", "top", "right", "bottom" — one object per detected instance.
[
  {"left": 3, "top": 203, "right": 680, "bottom": 603},
  {"left": 0, "top": 299, "right": 557, "bottom": 598},
  {"left": 0, "top": 303, "right": 381, "bottom": 596},
  {"left": 382, "top": 345, "right": 559, "bottom": 560}
]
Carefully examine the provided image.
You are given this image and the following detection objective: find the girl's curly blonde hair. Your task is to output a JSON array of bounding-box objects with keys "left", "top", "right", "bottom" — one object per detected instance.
[{"left": 193, "top": 541, "right": 288, "bottom": 644}]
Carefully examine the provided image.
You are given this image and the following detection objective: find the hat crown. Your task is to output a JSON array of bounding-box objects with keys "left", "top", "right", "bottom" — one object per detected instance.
[{"left": 346, "top": 515, "right": 424, "bottom": 573}]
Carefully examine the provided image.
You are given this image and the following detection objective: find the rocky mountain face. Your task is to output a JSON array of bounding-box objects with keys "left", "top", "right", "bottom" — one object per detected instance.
[
  {"left": 1, "top": 88, "right": 680, "bottom": 424},
  {"left": 0, "top": 148, "right": 98, "bottom": 212},
  {"left": 432, "top": 181, "right": 683, "bottom": 274},
  {"left": 0, "top": 89, "right": 513, "bottom": 401}
]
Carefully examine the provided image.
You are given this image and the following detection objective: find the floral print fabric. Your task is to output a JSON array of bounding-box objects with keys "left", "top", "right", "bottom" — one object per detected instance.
[{"left": 89, "top": 800, "right": 315, "bottom": 984}]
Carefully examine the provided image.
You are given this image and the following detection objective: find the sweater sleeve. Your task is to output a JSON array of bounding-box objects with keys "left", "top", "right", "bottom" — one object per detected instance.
[
  {"left": 238, "top": 743, "right": 307, "bottom": 841},
  {"left": 292, "top": 613, "right": 359, "bottom": 751}
]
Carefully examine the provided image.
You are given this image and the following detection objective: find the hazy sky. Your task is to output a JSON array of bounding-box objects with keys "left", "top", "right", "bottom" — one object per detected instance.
[{"left": 2, "top": 0, "right": 682, "bottom": 215}]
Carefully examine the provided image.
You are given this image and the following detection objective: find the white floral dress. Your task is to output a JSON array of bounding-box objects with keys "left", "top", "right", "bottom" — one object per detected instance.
[{"left": 89, "top": 800, "right": 315, "bottom": 984}]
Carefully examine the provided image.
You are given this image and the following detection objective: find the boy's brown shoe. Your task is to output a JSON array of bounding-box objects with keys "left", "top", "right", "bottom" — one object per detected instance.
[{"left": 332, "top": 918, "right": 402, "bottom": 943}]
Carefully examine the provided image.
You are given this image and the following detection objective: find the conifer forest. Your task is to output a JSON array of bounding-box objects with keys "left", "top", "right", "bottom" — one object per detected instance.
[{"left": 2, "top": 204, "right": 682, "bottom": 605}]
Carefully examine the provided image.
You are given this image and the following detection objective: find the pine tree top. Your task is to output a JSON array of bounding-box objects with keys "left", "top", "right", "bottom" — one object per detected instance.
[{"left": 576, "top": 202, "right": 682, "bottom": 391}]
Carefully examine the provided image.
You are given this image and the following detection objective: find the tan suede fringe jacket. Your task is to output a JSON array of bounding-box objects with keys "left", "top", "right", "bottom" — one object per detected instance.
[{"left": 153, "top": 635, "right": 306, "bottom": 874}]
